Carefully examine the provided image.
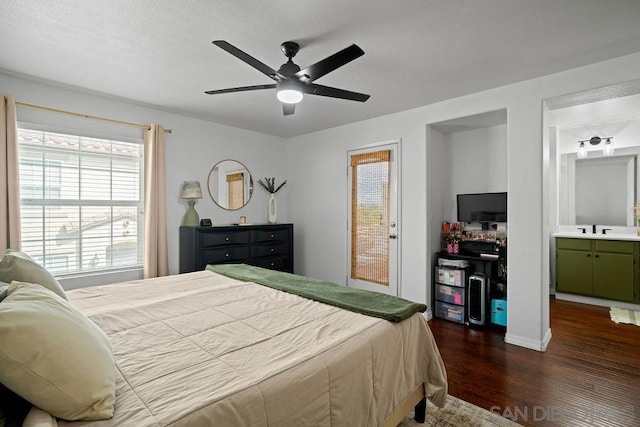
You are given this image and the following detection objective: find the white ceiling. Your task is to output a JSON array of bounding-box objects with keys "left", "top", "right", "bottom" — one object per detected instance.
[{"left": 2, "top": 0, "right": 640, "bottom": 138}]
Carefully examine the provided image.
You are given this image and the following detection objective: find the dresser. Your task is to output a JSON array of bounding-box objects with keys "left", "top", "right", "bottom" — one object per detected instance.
[{"left": 179, "top": 224, "right": 293, "bottom": 274}]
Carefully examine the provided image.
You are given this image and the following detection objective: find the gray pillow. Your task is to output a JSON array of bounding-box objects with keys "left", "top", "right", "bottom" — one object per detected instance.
[
  {"left": 0, "top": 249, "right": 67, "bottom": 300},
  {"left": 0, "top": 281, "right": 115, "bottom": 421}
]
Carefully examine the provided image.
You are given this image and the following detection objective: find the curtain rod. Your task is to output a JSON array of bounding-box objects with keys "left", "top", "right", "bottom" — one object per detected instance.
[{"left": 15, "top": 101, "right": 172, "bottom": 134}]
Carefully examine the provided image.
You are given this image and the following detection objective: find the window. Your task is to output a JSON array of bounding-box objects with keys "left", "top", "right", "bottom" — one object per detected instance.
[
  {"left": 349, "top": 149, "right": 390, "bottom": 286},
  {"left": 18, "top": 128, "right": 144, "bottom": 276}
]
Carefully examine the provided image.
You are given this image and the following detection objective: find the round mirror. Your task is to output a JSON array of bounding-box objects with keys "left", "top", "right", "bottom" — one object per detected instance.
[{"left": 207, "top": 160, "right": 253, "bottom": 210}]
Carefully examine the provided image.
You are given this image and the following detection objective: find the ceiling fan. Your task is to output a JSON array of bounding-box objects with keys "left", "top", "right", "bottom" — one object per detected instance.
[{"left": 205, "top": 40, "right": 370, "bottom": 116}]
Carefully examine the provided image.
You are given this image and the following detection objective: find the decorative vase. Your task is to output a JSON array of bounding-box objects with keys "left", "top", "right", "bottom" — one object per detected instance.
[{"left": 268, "top": 193, "right": 278, "bottom": 224}]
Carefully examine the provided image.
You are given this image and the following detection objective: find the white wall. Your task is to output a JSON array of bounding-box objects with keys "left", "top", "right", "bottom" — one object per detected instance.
[
  {"left": 0, "top": 73, "right": 288, "bottom": 287},
  {"left": 426, "top": 127, "right": 450, "bottom": 315},
  {"left": 287, "top": 51, "right": 640, "bottom": 351},
  {"left": 447, "top": 124, "right": 508, "bottom": 220}
]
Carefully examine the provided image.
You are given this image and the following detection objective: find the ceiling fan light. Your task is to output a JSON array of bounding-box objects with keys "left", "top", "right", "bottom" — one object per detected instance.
[{"left": 277, "top": 88, "right": 303, "bottom": 104}]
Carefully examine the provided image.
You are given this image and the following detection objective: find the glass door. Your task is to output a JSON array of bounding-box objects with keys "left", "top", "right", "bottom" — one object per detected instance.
[{"left": 347, "top": 142, "right": 399, "bottom": 295}]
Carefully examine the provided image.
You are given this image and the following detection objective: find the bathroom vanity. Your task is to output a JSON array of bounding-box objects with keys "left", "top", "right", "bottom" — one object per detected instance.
[{"left": 555, "top": 233, "right": 640, "bottom": 303}]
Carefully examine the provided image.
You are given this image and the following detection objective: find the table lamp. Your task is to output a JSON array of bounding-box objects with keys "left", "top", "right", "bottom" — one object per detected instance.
[{"left": 181, "top": 181, "right": 203, "bottom": 226}]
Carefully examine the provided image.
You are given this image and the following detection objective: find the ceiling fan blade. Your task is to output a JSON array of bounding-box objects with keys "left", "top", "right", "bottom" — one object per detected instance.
[
  {"left": 213, "top": 40, "right": 284, "bottom": 80},
  {"left": 304, "top": 83, "right": 370, "bottom": 102},
  {"left": 295, "top": 44, "right": 364, "bottom": 82},
  {"left": 283, "top": 103, "right": 295, "bottom": 116},
  {"left": 205, "top": 84, "right": 276, "bottom": 95}
]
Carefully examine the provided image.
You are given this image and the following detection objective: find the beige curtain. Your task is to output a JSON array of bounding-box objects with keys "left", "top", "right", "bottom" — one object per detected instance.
[
  {"left": 0, "top": 94, "right": 21, "bottom": 252},
  {"left": 143, "top": 124, "right": 168, "bottom": 278}
]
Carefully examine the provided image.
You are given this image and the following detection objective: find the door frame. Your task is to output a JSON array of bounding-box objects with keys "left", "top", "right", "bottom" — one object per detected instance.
[{"left": 345, "top": 139, "right": 402, "bottom": 296}]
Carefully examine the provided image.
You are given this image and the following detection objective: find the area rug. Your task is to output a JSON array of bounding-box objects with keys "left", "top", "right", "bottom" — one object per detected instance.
[
  {"left": 609, "top": 307, "right": 640, "bottom": 326},
  {"left": 399, "top": 394, "right": 520, "bottom": 426}
]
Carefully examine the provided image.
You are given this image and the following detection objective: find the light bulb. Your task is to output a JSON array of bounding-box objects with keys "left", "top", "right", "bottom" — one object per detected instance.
[
  {"left": 577, "top": 141, "right": 587, "bottom": 159},
  {"left": 276, "top": 89, "right": 303, "bottom": 104},
  {"left": 603, "top": 138, "right": 614, "bottom": 156}
]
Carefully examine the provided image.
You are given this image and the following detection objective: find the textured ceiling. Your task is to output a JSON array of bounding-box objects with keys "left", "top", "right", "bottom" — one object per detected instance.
[{"left": 2, "top": 0, "right": 640, "bottom": 138}]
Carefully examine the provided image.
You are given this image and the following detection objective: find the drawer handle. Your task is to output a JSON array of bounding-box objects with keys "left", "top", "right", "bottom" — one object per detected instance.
[
  {"left": 225, "top": 253, "right": 229, "bottom": 257},
  {"left": 225, "top": 237, "right": 230, "bottom": 241},
  {"left": 270, "top": 234, "right": 275, "bottom": 238},
  {"left": 270, "top": 248, "right": 275, "bottom": 252},
  {"left": 270, "top": 262, "right": 275, "bottom": 266}
]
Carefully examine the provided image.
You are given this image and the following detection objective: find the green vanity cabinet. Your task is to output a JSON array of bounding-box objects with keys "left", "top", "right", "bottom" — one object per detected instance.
[
  {"left": 556, "top": 237, "right": 637, "bottom": 303},
  {"left": 556, "top": 238, "right": 593, "bottom": 295}
]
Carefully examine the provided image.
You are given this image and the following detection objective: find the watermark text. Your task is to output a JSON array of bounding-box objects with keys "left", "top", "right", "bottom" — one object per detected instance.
[{"left": 490, "top": 404, "right": 635, "bottom": 423}]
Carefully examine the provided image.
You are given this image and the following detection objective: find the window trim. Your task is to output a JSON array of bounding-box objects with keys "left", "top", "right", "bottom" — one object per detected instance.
[{"left": 17, "top": 122, "right": 145, "bottom": 279}]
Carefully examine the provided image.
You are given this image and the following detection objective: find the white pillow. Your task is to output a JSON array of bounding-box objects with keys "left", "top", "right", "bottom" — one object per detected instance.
[
  {"left": 23, "top": 406, "right": 59, "bottom": 427},
  {"left": 0, "top": 249, "right": 67, "bottom": 300},
  {"left": 0, "top": 281, "right": 115, "bottom": 421}
]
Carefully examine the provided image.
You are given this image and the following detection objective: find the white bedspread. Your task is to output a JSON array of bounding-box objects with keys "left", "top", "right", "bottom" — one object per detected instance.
[{"left": 49, "top": 270, "right": 447, "bottom": 426}]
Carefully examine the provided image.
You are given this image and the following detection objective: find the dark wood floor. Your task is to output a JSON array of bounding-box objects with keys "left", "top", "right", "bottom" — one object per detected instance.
[{"left": 427, "top": 298, "right": 640, "bottom": 426}]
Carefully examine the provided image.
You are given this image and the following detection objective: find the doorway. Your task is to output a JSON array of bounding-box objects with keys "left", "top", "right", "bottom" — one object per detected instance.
[
  {"left": 544, "top": 79, "right": 640, "bottom": 309},
  {"left": 347, "top": 142, "right": 399, "bottom": 295}
]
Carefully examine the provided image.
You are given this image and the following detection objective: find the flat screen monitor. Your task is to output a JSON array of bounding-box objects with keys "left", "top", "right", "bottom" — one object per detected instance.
[{"left": 457, "top": 192, "right": 507, "bottom": 224}]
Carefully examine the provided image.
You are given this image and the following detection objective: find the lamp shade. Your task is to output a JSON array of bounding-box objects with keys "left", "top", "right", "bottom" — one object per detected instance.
[{"left": 180, "top": 181, "right": 203, "bottom": 199}]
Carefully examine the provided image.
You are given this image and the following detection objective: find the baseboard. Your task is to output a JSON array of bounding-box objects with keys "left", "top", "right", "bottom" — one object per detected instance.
[
  {"left": 505, "top": 327, "right": 552, "bottom": 352},
  {"left": 556, "top": 293, "right": 640, "bottom": 311}
]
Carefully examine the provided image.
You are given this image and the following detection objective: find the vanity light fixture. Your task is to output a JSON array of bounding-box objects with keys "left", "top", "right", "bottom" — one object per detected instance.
[{"left": 577, "top": 136, "right": 613, "bottom": 158}]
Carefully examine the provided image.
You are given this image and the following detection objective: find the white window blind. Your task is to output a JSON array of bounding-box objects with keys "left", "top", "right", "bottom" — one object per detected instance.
[{"left": 18, "top": 128, "right": 144, "bottom": 276}]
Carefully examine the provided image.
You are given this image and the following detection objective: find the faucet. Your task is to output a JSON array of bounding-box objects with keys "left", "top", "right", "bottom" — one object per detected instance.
[
  {"left": 602, "top": 228, "right": 612, "bottom": 235},
  {"left": 592, "top": 224, "right": 597, "bottom": 234},
  {"left": 577, "top": 227, "right": 586, "bottom": 234}
]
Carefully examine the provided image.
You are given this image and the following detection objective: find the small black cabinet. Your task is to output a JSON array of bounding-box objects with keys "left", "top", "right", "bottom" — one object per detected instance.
[{"left": 180, "top": 224, "right": 293, "bottom": 273}]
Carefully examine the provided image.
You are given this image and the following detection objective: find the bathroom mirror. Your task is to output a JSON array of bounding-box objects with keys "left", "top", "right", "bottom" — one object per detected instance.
[
  {"left": 207, "top": 160, "right": 253, "bottom": 210},
  {"left": 559, "top": 152, "right": 639, "bottom": 226}
]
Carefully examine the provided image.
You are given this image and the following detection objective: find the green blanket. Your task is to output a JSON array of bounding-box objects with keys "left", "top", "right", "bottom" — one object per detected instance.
[{"left": 206, "top": 264, "right": 426, "bottom": 322}]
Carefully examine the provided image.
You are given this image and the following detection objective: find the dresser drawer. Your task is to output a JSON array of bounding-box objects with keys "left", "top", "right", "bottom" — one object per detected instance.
[
  {"left": 250, "top": 242, "right": 290, "bottom": 258},
  {"left": 435, "top": 283, "right": 465, "bottom": 305},
  {"left": 434, "top": 300, "right": 465, "bottom": 324},
  {"left": 249, "top": 256, "right": 290, "bottom": 271},
  {"left": 201, "top": 246, "right": 250, "bottom": 264},
  {"left": 251, "top": 228, "right": 290, "bottom": 243},
  {"left": 200, "top": 231, "right": 250, "bottom": 247}
]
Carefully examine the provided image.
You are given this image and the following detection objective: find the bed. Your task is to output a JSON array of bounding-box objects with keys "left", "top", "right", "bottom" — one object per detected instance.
[{"left": 0, "top": 253, "right": 447, "bottom": 427}]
